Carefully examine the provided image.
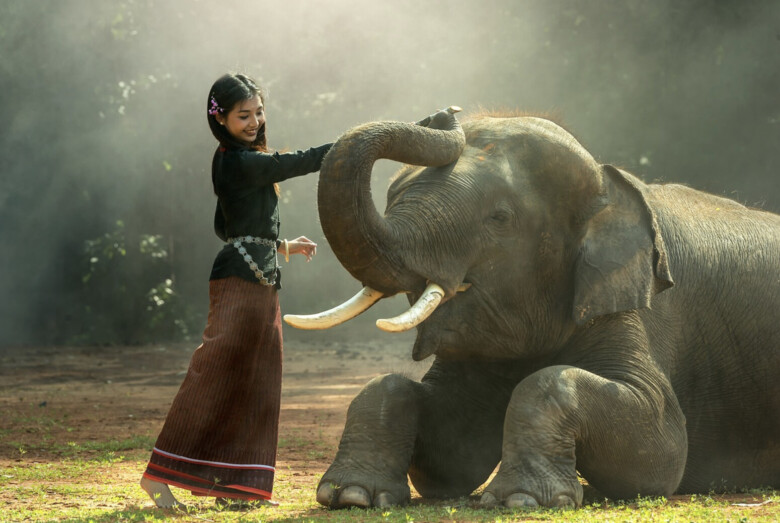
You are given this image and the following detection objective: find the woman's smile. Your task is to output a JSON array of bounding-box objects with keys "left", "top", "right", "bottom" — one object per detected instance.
[{"left": 218, "top": 94, "right": 265, "bottom": 146}]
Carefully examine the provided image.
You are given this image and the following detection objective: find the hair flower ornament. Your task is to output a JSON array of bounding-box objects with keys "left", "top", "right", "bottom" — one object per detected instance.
[{"left": 208, "top": 95, "right": 223, "bottom": 116}]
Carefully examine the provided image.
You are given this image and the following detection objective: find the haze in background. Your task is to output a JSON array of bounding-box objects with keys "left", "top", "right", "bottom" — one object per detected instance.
[{"left": 1, "top": 0, "right": 778, "bottom": 347}]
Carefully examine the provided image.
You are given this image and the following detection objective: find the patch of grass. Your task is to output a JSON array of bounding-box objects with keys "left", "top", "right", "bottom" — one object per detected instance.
[
  {"left": 307, "top": 448, "right": 327, "bottom": 460},
  {"left": 2, "top": 455, "right": 778, "bottom": 522},
  {"left": 278, "top": 433, "right": 309, "bottom": 449},
  {"left": 57, "top": 434, "right": 156, "bottom": 458},
  {"left": 1, "top": 460, "right": 93, "bottom": 482},
  {"left": 4, "top": 434, "right": 155, "bottom": 462},
  {"left": 10, "top": 413, "right": 64, "bottom": 427},
  {"left": 279, "top": 428, "right": 330, "bottom": 456}
]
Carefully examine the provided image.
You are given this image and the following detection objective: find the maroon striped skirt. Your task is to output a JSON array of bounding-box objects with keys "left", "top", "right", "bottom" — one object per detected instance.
[{"left": 143, "top": 276, "right": 282, "bottom": 500}]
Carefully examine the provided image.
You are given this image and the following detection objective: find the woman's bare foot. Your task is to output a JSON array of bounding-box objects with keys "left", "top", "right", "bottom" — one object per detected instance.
[{"left": 140, "top": 476, "right": 185, "bottom": 509}]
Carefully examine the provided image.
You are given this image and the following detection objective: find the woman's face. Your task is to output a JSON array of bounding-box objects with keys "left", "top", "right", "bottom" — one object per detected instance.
[{"left": 217, "top": 94, "right": 265, "bottom": 146}]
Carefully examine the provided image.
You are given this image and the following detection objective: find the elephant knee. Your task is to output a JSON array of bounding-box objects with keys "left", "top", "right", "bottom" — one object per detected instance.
[
  {"left": 507, "top": 366, "right": 580, "bottom": 425},
  {"left": 354, "top": 373, "right": 419, "bottom": 404},
  {"left": 346, "top": 373, "right": 421, "bottom": 432}
]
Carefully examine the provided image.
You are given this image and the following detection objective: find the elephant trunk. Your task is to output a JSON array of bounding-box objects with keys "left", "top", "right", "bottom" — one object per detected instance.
[{"left": 318, "top": 107, "right": 465, "bottom": 295}]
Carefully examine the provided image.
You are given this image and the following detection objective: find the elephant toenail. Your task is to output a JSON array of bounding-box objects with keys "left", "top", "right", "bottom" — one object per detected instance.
[
  {"left": 316, "top": 483, "right": 335, "bottom": 507},
  {"left": 374, "top": 491, "right": 396, "bottom": 507},
  {"left": 479, "top": 491, "right": 499, "bottom": 507},
  {"left": 339, "top": 486, "right": 372, "bottom": 508},
  {"left": 551, "top": 494, "right": 576, "bottom": 509},
  {"left": 506, "top": 492, "right": 539, "bottom": 509}
]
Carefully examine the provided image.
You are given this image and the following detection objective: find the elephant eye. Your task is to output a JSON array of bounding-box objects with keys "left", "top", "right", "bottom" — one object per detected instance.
[
  {"left": 490, "top": 210, "right": 510, "bottom": 223},
  {"left": 486, "top": 201, "right": 516, "bottom": 232}
]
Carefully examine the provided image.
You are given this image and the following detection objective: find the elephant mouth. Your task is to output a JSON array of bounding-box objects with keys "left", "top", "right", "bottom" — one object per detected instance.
[{"left": 283, "top": 282, "right": 471, "bottom": 333}]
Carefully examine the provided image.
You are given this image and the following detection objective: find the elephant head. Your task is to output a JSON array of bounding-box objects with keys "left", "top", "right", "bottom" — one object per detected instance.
[{"left": 285, "top": 110, "right": 673, "bottom": 361}]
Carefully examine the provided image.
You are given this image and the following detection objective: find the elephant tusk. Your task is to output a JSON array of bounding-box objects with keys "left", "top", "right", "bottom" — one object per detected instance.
[
  {"left": 376, "top": 282, "right": 445, "bottom": 333},
  {"left": 283, "top": 286, "right": 384, "bottom": 330}
]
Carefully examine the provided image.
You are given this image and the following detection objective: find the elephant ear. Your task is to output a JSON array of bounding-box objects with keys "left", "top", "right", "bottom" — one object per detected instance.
[{"left": 572, "top": 164, "right": 673, "bottom": 325}]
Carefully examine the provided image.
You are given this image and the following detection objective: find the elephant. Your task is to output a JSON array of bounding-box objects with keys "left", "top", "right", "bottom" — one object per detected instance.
[{"left": 284, "top": 107, "right": 780, "bottom": 509}]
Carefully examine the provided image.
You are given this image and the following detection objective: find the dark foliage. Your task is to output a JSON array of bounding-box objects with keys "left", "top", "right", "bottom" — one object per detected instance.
[{"left": 0, "top": 0, "right": 777, "bottom": 346}]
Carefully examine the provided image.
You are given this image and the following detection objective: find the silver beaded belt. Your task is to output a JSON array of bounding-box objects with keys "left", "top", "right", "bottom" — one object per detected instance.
[{"left": 226, "top": 235, "right": 277, "bottom": 286}]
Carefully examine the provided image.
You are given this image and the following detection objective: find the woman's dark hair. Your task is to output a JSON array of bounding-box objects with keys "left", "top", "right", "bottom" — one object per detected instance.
[
  {"left": 209, "top": 73, "right": 279, "bottom": 196},
  {"left": 207, "top": 73, "right": 267, "bottom": 151}
]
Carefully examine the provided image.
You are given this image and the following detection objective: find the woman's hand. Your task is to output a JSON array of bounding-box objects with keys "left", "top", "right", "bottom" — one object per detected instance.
[{"left": 282, "top": 236, "right": 317, "bottom": 262}]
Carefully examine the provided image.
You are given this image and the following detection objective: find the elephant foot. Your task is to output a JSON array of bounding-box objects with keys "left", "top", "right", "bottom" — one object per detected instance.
[
  {"left": 481, "top": 491, "right": 543, "bottom": 509},
  {"left": 480, "top": 458, "right": 582, "bottom": 509},
  {"left": 317, "top": 483, "right": 399, "bottom": 509},
  {"left": 315, "top": 374, "right": 421, "bottom": 509},
  {"left": 316, "top": 449, "right": 412, "bottom": 509},
  {"left": 317, "top": 485, "right": 369, "bottom": 508},
  {"left": 481, "top": 490, "right": 576, "bottom": 510}
]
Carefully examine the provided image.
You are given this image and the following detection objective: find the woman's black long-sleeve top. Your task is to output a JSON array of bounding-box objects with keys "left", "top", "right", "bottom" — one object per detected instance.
[{"left": 209, "top": 143, "right": 332, "bottom": 288}]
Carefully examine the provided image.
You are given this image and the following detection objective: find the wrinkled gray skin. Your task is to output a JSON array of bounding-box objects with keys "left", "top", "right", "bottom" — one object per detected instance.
[{"left": 313, "top": 109, "right": 780, "bottom": 509}]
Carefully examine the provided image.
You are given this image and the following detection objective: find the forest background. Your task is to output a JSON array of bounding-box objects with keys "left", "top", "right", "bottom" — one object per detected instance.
[{"left": 1, "top": 0, "right": 778, "bottom": 347}]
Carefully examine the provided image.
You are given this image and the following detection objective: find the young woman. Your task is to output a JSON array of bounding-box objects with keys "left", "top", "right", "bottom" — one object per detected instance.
[{"left": 140, "top": 73, "right": 332, "bottom": 509}]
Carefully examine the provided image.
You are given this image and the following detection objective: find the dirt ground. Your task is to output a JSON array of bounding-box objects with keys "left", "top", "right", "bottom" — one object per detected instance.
[
  {"left": 0, "top": 336, "right": 776, "bottom": 517},
  {"left": 0, "top": 334, "right": 429, "bottom": 506}
]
